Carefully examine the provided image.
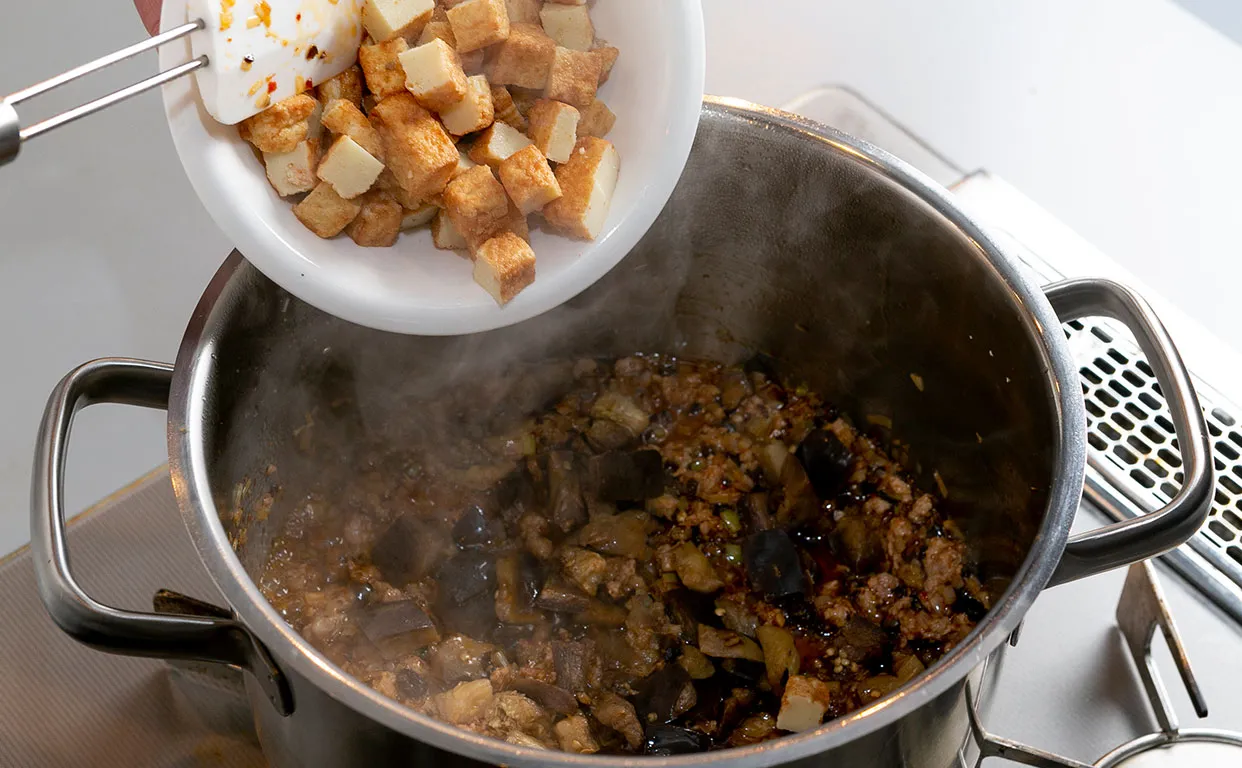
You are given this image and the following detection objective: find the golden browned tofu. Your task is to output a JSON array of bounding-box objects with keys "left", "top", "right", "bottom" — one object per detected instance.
[
  {"left": 484, "top": 23, "right": 555, "bottom": 89},
  {"left": 499, "top": 200, "right": 530, "bottom": 241},
  {"left": 525, "top": 99, "right": 579, "bottom": 163},
  {"left": 321, "top": 99, "right": 384, "bottom": 158},
  {"left": 399, "top": 38, "right": 469, "bottom": 112},
  {"left": 545, "top": 46, "right": 601, "bottom": 108},
  {"left": 504, "top": 0, "right": 541, "bottom": 24},
  {"left": 370, "top": 93, "right": 459, "bottom": 202},
  {"left": 293, "top": 182, "right": 362, "bottom": 238},
  {"left": 238, "top": 93, "right": 317, "bottom": 153},
  {"left": 443, "top": 164, "right": 510, "bottom": 249},
  {"left": 316, "top": 65, "right": 365, "bottom": 108},
  {"left": 472, "top": 232, "right": 535, "bottom": 305},
  {"left": 418, "top": 19, "right": 456, "bottom": 46},
  {"left": 447, "top": 0, "right": 511, "bottom": 53},
  {"left": 489, "top": 85, "right": 527, "bottom": 130},
  {"left": 467, "top": 121, "right": 532, "bottom": 167},
  {"left": 440, "top": 75, "right": 494, "bottom": 136},
  {"left": 508, "top": 86, "right": 541, "bottom": 117},
  {"left": 263, "top": 139, "right": 319, "bottom": 197},
  {"left": 498, "top": 144, "right": 561, "bottom": 214},
  {"left": 362, "top": 0, "right": 435, "bottom": 42},
  {"left": 592, "top": 43, "right": 619, "bottom": 84},
  {"left": 359, "top": 38, "right": 411, "bottom": 99},
  {"left": 539, "top": 3, "right": 593, "bottom": 51},
  {"left": 543, "top": 136, "right": 618, "bottom": 240},
  {"left": 577, "top": 100, "right": 615, "bottom": 139},
  {"left": 376, "top": 167, "right": 424, "bottom": 209},
  {"left": 347, "top": 190, "right": 405, "bottom": 246},
  {"left": 431, "top": 208, "right": 469, "bottom": 250}
]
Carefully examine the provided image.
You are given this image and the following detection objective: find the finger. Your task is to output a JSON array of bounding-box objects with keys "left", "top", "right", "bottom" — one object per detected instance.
[{"left": 133, "top": 0, "right": 162, "bottom": 35}]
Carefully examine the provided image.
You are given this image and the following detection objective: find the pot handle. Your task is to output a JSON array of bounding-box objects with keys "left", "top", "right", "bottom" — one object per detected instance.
[
  {"left": 1044, "top": 279, "right": 1213, "bottom": 586},
  {"left": 30, "top": 358, "right": 294, "bottom": 716}
]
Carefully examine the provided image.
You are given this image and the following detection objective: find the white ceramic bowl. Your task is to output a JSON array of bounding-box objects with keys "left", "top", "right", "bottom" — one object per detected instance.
[{"left": 160, "top": 1, "right": 705, "bottom": 335}]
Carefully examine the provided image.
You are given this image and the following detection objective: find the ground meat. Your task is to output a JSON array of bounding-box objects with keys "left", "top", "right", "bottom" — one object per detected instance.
[{"left": 258, "top": 355, "right": 982, "bottom": 755}]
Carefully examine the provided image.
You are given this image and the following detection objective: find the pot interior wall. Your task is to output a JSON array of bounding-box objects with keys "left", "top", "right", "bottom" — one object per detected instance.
[{"left": 197, "top": 105, "right": 1058, "bottom": 600}]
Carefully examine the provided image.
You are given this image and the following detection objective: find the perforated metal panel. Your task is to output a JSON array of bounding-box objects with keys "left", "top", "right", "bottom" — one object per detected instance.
[{"left": 1064, "top": 316, "right": 1242, "bottom": 618}]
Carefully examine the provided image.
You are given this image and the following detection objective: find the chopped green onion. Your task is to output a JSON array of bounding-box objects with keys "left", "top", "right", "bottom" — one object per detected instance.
[
  {"left": 724, "top": 544, "right": 743, "bottom": 564},
  {"left": 721, "top": 508, "right": 742, "bottom": 535}
]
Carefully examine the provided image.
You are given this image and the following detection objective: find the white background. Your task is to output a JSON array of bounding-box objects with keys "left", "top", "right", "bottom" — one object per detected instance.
[{"left": 2, "top": 0, "right": 1241, "bottom": 554}]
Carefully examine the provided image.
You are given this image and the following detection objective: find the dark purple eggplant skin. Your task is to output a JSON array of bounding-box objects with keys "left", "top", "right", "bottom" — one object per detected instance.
[
  {"left": 590, "top": 450, "right": 667, "bottom": 502},
  {"left": 535, "top": 578, "right": 592, "bottom": 613},
  {"left": 742, "top": 529, "right": 807, "bottom": 599},
  {"left": 452, "top": 504, "right": 506, "bottom": 549},
  {"left": 643, "top": 724, "right": 711, "bottom": 755},
  {"left": 548, "top": 451, "right": 587, "bottom": 533},
  {"left": 370, "top": 516, "right": 451, "bottom": 586},
  {"left": 437, "top": 551, "right": 496, "bottom": 606},
  {"left": 357, "top": 601, "right": 436, "bottom": 644},
  {"left": 795, "top": 428, "right": 853, "bottom": 499},
  {"left": 633, "top": 665, "right": 696, "bottom": 724}
]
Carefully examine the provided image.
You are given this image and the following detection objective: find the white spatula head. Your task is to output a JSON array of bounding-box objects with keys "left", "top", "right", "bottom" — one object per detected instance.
[{"left": 187, "top": 0, "right": 364, "bottom": 125}]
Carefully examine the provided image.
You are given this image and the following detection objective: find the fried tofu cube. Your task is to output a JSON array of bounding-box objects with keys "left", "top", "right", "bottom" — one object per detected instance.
[
  {"left": 500, "top": 200, "right": 530, "bottom": 241},
  {"left": 776, "top": 675, "right": 833, "bottom": 733},
  {"left": 592, "top": 43, "right": 619, "bottom": 84},
  {"left": 505, "top": 0, "right": 541, "bottom": 23},
  {"left": 540, "top": 3, "right": 593, "bottom": 51},
  {"left": 371, "top": 93, "right": 459, "bottom": 200},
  {"left": 264, "top": 139, "right": 320, "bottom": 196},
  {"left": 577, "top": 99, "right": 615, "bottom": 138},
  {"left": 484, "top": 23, "right": 555, "bottom": 89},
  {"left": 321, "top": 99, "right": 384, "bottom": 158},
  {"left": 317, "top": 135, "right": 385, "bottom": 199},
  {"left": 473, "top": 232, "right": 535, "bottom": 305},
  {"left": 294, "top": 182, "right": 362, "bottom": 237},
  {"left": 508, "top": 86, "right": 541, "bottom": 116},
  {"left": 432, "top": 208, "right": 469, "bottom": 250},
  {"left": 447, "top": 0, "right": 510, "bottom": 53},
  {"left": 459, "top": 48, "right": 486, "bottom": 75},
  {"left": 526, "top": 99, "right": 578, "bottom": 162},
  {"left": 452, "top": 149, "right": 477, "bottom": 179},
  {"left": 306, "top": 98, "right": 325, "bottom": 140},
  {"left": 545, "top": 46, "right": 600, "bottom": 107},
  {"left": 499, "top": 144, "right": 561, "bottom": 214},
  {"left": 376, "top": 167, "right": 423, "bottom": 208},
  {"left": 443, "top": 165, "right": 510, "bottom": 249},
  {"left": 317, "top": 65, "right": 365, "bottom": 108},
  {"left": 440, "top": 75, "right": 495, "bottom": 135},
  {"left": 489, "top": 85, "right": 527, "bottom": 130},
  {"left": 542, "top": 136, "right": 618, "bottom": 240},
  {"left": 545, "top": 0, "right": 585, "bottom": 4},
  {"left": 238, "top": 93, "right": 316, "bottom": 153},
  {"left": 401, "top": 200, "right": 439, "bottom": 230},
  {"left": 346, "top": 190, "right": 404, "bottom": 246},
  {"left": 363, "top": 0, "right": 435, "bottom": 42},
  {"left": 418, "top": 19, "right": 455, "bottom": 46},
  {"left": 467, "top": 121, "right": 532, "bottom": 167},
  {"left": 398, "top": 39, "right": 469, "bottom": 112},
  {"left": 359, "top": 38, "right": 412, "bottom": 98}
]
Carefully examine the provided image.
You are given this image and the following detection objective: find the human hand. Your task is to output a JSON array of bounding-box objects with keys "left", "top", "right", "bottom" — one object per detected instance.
[{"left": 134, "top": 0, "right": 161, "bottom": 35}]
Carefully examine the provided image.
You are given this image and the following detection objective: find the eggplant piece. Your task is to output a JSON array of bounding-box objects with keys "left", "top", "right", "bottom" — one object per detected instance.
[
  {"left": 590, "top": 391, "right": 650, "bottom": 435},
  {"left": 436, "top": 590, "right": 498, "bottom": 640},
  {"left": 553, "top": 641, "right": 589, "bottom": 693},
  {"left": 508, "top": 678, "right": 579, "bottom": 716},
  {"left": 756, "top": 625, "right": 800, "bottom": 688},
  {"left": 535, "top": 578, "right": 592, "bottom": 613},
  {"left": 831, "top": 515, "right": 884, "bottom": 572},
  {"left": 548, "top": 451, "right": 587, "bottom": 533},
  {"left": 714, "top": 598, "right": 758, "bottom": 637},
  {"left": 452, "top": 504, "right": 505, "bottom": 549},
  {"left": 592, "top": 692, "right": 644, "bottom": 749},
  {"left": 429, "top": 635, "right": 495, "bottom": 683},
  {"left": 677, "top": 644, "right": 715, "bottom": 680},
  {"left": 589, "top": 450, "right": 667, "bottom": 503},
  {"left": 495, "top": 553, "right": 542, "bottom": 624},
  {"left": 395, "top": 669, "right": 429, "bottom": 700},
  {"left": 673, "top": 542, "right": 724, "bottom": 593},
  {"left": 727, "top": 713, "right": 778, "bottom": 747},
  {"left": 643, "top": 724, "right": 710, "bottom": 756},
  {"left": 719, "top": 687, "right": 758, "bottom": 734},
  {"left": 357, "top": 601, "right": 440, "bottom": 659},
  {"left": 795, "top": 429, "right": 853, "bottom": 499},
  {"left": 586, "top": 419, "right": 635, "bottom": 452},
  {"left": 437, "top": 551, "right": 496, "bottom": 606},
  {"left": 577, "top": 512, "right": 649, "bottom": 558},
  {"left": 719, "top": 369, "right": 754, "bottom": 411},
  {"left": 370, "top": 516, "right": 452, "bottom": 586},
  {"left": 697, "top": 625, "right": 764, "bottom": 662},
  {"left": 664, "top": 589, "right": 718, "bottom": 644},
  {"left": 775, "top": 457, "right": 821, "bottom": 528},
  {"left": 634, "top": 665, "right": 697, "bottom": 723},
  {"left": 575, "top": 601, "right": 628, "bottom": 627},
  {"left": 840, "top": 616, "right": 891, "bottom": 669},
  {"left": 719, "top": 658, "right": 767, "bottom": 685},
  {"left": 742, "top": 530, "right": 807, "bottom": 599}
]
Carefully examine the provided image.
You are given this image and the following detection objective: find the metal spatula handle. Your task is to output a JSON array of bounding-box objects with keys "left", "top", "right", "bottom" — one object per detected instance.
[{"left": 0, "top": 20, "right": 206, "bottom": 167}]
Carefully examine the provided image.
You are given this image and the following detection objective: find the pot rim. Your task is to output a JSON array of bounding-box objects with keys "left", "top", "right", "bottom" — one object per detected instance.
[{"left": 167, "top": 96, "right": 1087, "bottom": 767}]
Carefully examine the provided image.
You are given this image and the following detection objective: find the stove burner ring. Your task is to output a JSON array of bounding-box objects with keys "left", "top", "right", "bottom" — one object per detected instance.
[{"left": 1097, "top": 729, "right": 1242, "bottom": 767}]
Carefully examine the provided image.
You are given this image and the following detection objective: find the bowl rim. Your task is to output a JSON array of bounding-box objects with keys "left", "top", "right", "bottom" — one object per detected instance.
[
  {"left": 159, "top": 0, "right": 708, "bottom": 336},
  {"left": 168, "top": 97, "right": 1088, "bottom": 767}
]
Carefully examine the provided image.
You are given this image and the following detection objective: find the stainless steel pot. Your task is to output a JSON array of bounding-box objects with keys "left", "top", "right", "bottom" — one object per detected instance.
[{"left": 32, "top": 98, "right": 1213, "bottom": 768}]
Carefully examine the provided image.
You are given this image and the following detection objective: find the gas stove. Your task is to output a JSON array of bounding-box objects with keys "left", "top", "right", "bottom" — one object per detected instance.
[{"left": 2, "top": 89, "right": 1240, "bottom": 767}]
